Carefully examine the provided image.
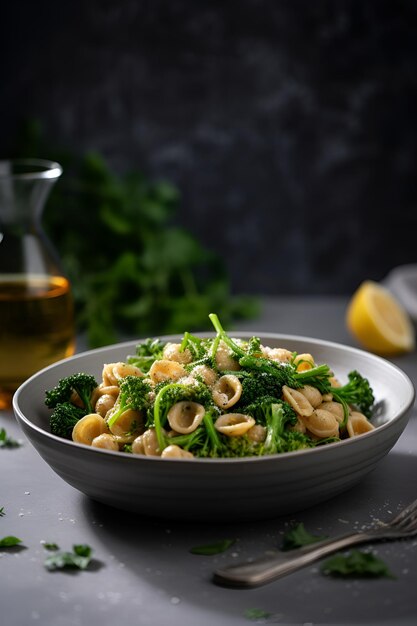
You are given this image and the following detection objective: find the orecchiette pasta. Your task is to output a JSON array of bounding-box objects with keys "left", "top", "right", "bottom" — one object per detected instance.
[
  {"left": 262, "top": 346, "right": 293, "bottom": 363},
  {"left": 215, "top": 341, "right": 241, "bottom": 371},
  {"left": 347, "top": 411, "right": 375, "bottom": 437},
  {"left": 161, "top": 444, "right": 194, "bottom": 459},
  {"left": 72, "top": 413, "right": 109, "bottom": 445},
  {"left": 214, "top": 413, "right": 256, "bottom": 437},
  {"left": 282, "top": 385, "right": 314, "bottom": 417},
  {"left": 212, "top": 375, "right": 242, "bottom": 409},
  {"left": 47, "top": 317, "right": 375, "bottom": 459},
  {"left": 302, "top": 409, "right": 339, "bottom": 439},
  {"left": 163, "top": 342, "right": 193, "bottom": 364},
  {"left": 94, "top": 393, "right": 117, "bottom": 418},
  {"left": 190, "top": 365, "right": 218, "bottom": 387},
  {"left": 299, "top": 385, "right": 322, "bottom": 408},
  {"left": 149, "top": 359, "right": 187, "bottom": 384},
  {"left": 167, "top": 401, "right": 205, "bottom": 434},
  {"left": 293, "top": 353, "right": 315, "bottom": 372},
  {"left": 107, "top": 408, "right": 143, "bottom": 437},
  {"left": 102, "top": 362, "right": 143, "bottom": 386},
  {"left": 91, "top": 433, "right": 119, "bottom": 451},
  {"left": 319, "top": 400, "right": 345, "bottom": 424}
]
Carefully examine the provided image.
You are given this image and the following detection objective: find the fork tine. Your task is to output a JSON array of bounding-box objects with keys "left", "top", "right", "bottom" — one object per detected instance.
[
  {"left": 387, "top": 498, "right": 417, "bottom": 528},
  {"left": 395, "top": 519, "right": 417, "bottom": 534},
  {"left": 395, "top": 512, "right": 417, "bottom": 532}
]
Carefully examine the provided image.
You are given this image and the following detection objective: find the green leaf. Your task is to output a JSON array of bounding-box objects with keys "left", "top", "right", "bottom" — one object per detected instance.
[
  {"left": 0, "top": 507, "right": 5, "bottom": 517},
  {"left": 245, "top": 608, "right": 272, "bottom": 621},
  {"left": 0, "top": 535, "right": 22, "bottom": 547},
  {"left": 42, "top": 542, "right": 60, "bottom": 551},
  {"left": 0, "top": 428, "right": 21, "bottom": 449},
  {"left": 321, "top": 549, "right": 395, "bottom": 578},
  {"left": 190, "top": 539, "right": 236, "bottom": 555},
  {"left": 281, "top": 522, "right": 327, "bottom": 551},
  {"left": 44, "top": 544, "right": 93, "bottom": 571}
]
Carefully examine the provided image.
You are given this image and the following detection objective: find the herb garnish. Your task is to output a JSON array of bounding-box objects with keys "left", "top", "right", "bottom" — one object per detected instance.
[
  {"left": 44, "top": 543, "right": 93, "bottom": 571},
  {"left": 42, "top": 542, "right": 60, "bottom": 551},
  {"left": 0, "top": 428, "right": 21, "bottom": 449},
  {"left": 321, "top": 549, "right": 395, "bottom": 578},
  {"left": 0, "top": 506, "right": 5, "bottom": 517},
  {"left": 281, "top": 522, "right": 327, "bottom": 551},
  {"left": 190, "top": 539, "right": 236, "bottom": 555},
  {"left": 0, "top": 536, "right": 23, "bottom": 548},
  {"left": 245, "top": 608, "right": 272, "bottom": 621}
]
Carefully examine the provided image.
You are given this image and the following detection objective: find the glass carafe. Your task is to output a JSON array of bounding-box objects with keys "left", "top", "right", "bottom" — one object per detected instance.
[{"left": 0, "top": 159, "right": 75, "bottom": 408}]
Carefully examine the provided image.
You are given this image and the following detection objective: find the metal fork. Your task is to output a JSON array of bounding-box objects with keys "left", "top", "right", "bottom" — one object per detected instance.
[{"left": 213, "top": 498, "right": 417, "bottom": 588}]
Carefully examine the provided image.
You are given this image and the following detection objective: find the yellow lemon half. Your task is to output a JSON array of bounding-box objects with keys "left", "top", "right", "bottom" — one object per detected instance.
[{"left": 346, "top": 280, "right": 415, "bottom": 355}]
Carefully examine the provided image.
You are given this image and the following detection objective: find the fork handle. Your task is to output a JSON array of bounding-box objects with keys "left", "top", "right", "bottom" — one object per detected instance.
[{"left": 213, "top": 531, "right": 371, "bottom": 588}]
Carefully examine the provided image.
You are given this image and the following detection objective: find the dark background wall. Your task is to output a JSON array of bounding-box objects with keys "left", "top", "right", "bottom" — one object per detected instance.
[{"left": 2, "top": 0, "right": 417, "bottom": 296}]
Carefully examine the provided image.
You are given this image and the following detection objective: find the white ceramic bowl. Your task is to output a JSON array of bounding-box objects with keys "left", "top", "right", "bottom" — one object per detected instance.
[{"left": 13, "top": 333, "right": 415, "bottom": 521}]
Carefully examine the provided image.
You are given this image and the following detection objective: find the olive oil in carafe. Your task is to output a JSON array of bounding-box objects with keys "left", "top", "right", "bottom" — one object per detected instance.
[{"left": 0, "top": 275, "right": 75, "bottom": 404}]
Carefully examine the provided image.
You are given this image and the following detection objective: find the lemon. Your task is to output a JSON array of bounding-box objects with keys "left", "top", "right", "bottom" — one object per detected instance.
[{"left": 346, "top": 280, "right": 415, "bottom": 355}]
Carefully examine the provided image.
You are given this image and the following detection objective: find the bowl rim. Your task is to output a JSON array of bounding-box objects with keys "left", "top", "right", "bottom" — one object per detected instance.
[{"left": 13, "top": 332, "right": 416, "bottom": 465}]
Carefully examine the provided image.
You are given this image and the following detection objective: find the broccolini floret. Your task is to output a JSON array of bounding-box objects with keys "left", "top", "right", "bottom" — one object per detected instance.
[
  {"left": 230, "top": 371, "right": 282, "bottom": 407},
  {"left": 127, "top": 338, "right": 166, "bottom": 373},
  {"left": 331, "top": 370, "right": 374, "bottom": 419},
  {"left": 188, "top": 409, "right": 258, "bottom": 458},
  {"left": 209, "top": 312, "right": 334, "bottom": 393},
  {"left": 45, "top": 373, "right": 98, "bottom": 413},
  {"left": 245, "top": 398, "right": 310, "bottom": 454},
  {"left": 49, "top": 402, "right": 85, "bottom": 439},
  {"left": 152, "top": 380, "right": 214, "bottom": 450},
  {"left": 107, "top": 375, "right": 152, "bottom": 429}
]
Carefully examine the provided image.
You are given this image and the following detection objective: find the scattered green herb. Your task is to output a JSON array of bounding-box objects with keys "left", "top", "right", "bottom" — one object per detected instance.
[
  {"left": 321, "top": 549, "right": 395, "bottom": 579},
  {"left": 42, "top": 542, "right": 60, "bottom": 551},
  {"left": 0, "top": 507, "right": 5, "bottom": 517},
  {"left": 0, "top": 428, "right": 21, "bottom": 449},
  {"left": 190, "top": 539, "right": 236, "bottom": 555},
  {"left": 281, "top": 522, "right": 327, "bottom": 551},
  {"left": 0, "top": 536, "right": 22, "bottom": 548},
  {"left": 14, "top": 120, "right": 258, "bottom": 348},
  {"left": 44, "top": 543, "right": 93, "bottom": 571},
  {"left": 245, "top": 608, "right": 272, "bottom": 621}
]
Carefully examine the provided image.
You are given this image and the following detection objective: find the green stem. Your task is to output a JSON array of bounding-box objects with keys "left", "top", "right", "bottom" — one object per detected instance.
[
  {"left": 203, "top": 411, "right": 222, "bottom": 453},
  {"left": 208, "top": 313, "right": 246, "bottom": 358}
]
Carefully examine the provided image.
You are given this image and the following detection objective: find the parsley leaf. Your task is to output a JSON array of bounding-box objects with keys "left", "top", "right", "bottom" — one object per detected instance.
[
  {"left": 0, "top": 428, "right": 21, "bottom": 449},
  {"left": 0, "top": 535, "right": 22, "bottom": 547},
  {"left": 44, "top": 543, "right": 93, "bottom": 571},
  {"left": 0, "top": 506, "right": 5, "bottom": 517},
  {"left": 321, "top": 550, "right": 395, "bottom": 578},
  {"left": 42, "top": 542, "right": 60, "bottom": 551},
  {"left": 190, "top": 539, "right": 236, "bottom": 555},
  {"left": 245, "top": 608, "right": 272, "bottom": 621},
  {"left": 281, "top": 522, "right": 327, "bottom": 551}
]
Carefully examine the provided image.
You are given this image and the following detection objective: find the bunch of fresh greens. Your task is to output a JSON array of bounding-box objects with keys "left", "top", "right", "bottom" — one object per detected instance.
[{"left": 14, "top": 121, "right": 258, "bottom": 347}]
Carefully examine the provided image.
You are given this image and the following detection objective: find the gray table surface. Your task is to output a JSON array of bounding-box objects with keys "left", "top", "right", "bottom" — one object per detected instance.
[{"left": 1, "top": 296, "right": 416, "bottom": 626}]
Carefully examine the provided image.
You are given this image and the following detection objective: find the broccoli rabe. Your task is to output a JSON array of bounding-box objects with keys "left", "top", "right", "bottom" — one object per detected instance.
[
  {"left": 107, "top": 375, "right": 152, "bottom": 429},
  {"left": 127, "top": 338, "right": 166, "bottom": 373},
  {"left": 246, "top": 399, "right": 297, "bottom": 454},
  {"left": 152, "top": 380, "right": 214, "bottom": 450},
  {"left": 226, "top": 371, "right": 282, "bottom": 407},
  {"left": 49, "top": 402, "right": 85, "bottom": 439},
  {"left": 209, "top": 313, "right": 374, "bottom": 424},
  {"left": 45, "top": 373, "right": 98, "bottom": 413},
  {"left": 331, "top": 370, "right": 374, "bottom": 419},
  {"left": 209, "top": 313, "right": 332, "bottom": 391},
  {"left": 189, "top": 409, "right": 257, "bottom": 458}
]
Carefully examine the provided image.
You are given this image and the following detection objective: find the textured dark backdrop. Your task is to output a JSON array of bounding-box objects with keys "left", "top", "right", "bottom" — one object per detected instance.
[{"left": 2, "top": 0, "right": 417, "bottom": 296}]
